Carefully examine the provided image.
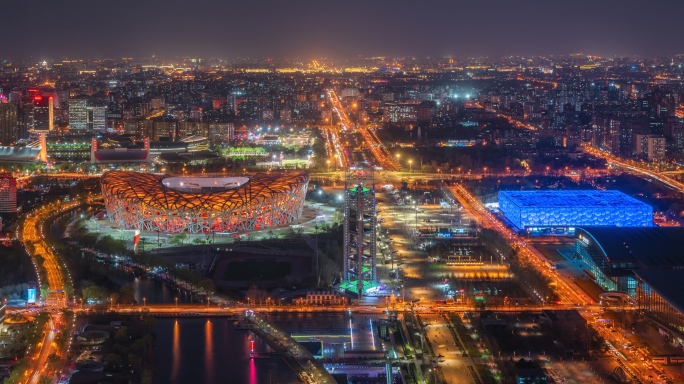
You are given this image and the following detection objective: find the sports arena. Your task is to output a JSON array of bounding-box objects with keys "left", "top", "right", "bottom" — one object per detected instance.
[{"left": 100, "top": 170, "right": 309, "bottom": 234}]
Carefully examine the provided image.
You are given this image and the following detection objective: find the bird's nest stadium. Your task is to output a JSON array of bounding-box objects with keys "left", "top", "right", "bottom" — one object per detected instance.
[{"left": 100, "top": 171, "right": 309, "bottom": 234}]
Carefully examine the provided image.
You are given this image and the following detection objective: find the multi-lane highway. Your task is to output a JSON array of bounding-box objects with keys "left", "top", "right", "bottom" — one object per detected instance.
[
  {"left": 440, "top": 184, "right": 668, "bottom": 383},
  {"left": 12, "top": 144, "right": 671, "bottom": 384},
  {"left": 327, "top": 89, "right": 400, "bottom": 171},
  {"left": 585, "top": 145, "right": 684, "bottom": 194},
  {"left": 19, "top": 198, "right": 83, "bottom": 384},
  {"left": 20, "top": 203, "right": 73, "bottom": 305},
  {"left": 445, "top": 184, "right": 587, "bottom": 306},
  {"left": 66, "top": 302, "right": 599, "bottom": 316}
]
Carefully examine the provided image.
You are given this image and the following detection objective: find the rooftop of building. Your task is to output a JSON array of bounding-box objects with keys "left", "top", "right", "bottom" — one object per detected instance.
[
  {"left": 579, "top": 227, "right": 684, "bottom": 267},
  {"left": 499, "top": 190, "right": 651, "bottom": 209},
  {"left": 633, "top": 269, "right": 684, "bottom": 315},
  {"left": 541, "top": 309, "right": 586, "bottom": 323},
  {"left": 0, "top": 146, "right": 41, "bottom": 161},
  {"left": 180, "top": 135, "right": 208, "bottom": 143}
]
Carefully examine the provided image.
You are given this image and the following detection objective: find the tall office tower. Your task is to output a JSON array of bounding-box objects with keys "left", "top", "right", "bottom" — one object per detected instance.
[
  {"left": 342, "top": 166, "right": 377, "bottom": 299},
  {"left": 68, "top": 99, "right": 88, "bottom": 131},
  {"left": 42, "top": 90, "right": 59, "bottom": 110},
  {"left": 279, "top": 107, "right": 292, "bottom": 123},
  {"left": 0, "top": 104, "right": 18, "bottom": 146},
  {"left": 56, "top": 90, "right": 69, "bottom": 109},
  {"left": 0, "top": 173, "right": 17, "bottom": 214},
  {"left": 209, "top": 122, "right": 234, "bottom": 143},
  {"left": 634, "top": 134, "right": 666, "bottom": 162},
  {"left": 9, "top": 91, "right": 22, "bottom": 105},
  {"left": 33, "top": 95, "right": 54, "bottom": 132},
  {"left": 230, "top": 94, "right": 240, "bottom": 114},
  {"left": 88, "top": 106, "right": 107, "bottom": 132}
]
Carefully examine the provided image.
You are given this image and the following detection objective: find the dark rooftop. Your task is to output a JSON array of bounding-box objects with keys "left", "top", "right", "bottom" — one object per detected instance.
[
  {"left": 580, "top": 227, "right": 684, "bottom": 268},
  {"left": 633, "top": 269, "right": 684, "bottom": 315}
]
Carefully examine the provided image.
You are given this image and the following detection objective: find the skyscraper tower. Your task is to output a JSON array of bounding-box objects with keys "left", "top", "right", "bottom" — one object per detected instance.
[
  {"left": 33, "top": 95, "right": 53, "bottom": 132},
  {"left": 0, "top": 104, "right": 18, "bottom": 146},
  {"left": 342, "top": 166, "right": 377, "bottom": 298},
  {"left": 88, "top": 106, "right": 107, "bottom": 132},
  {"left": 0, "top": 173, "right": 17, "bottom": 214},
  {"left": 68, "top": 98, "right": 88, "bottom": 131}
]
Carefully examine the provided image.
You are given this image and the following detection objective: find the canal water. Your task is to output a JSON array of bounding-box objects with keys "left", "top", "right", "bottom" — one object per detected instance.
[
  {"left": 53, "top": 209, "right": 299, "bottom": 383},
  {"left": 154, "top": 318, "right": 299, "bottom": 384},
  {"left": 110, "top": 275, "right": 199, "bottom": 305}
]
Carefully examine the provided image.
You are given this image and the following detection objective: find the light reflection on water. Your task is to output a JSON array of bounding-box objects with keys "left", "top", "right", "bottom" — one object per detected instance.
[
  {"left": 205, "top": 319, "right": 214, "bottom": 383},
  {"left": 172, "top": 320, "right": 180, "bottom": 382},
  {"left": 154, "top": 318, "right": 298, "bottom": 384}
]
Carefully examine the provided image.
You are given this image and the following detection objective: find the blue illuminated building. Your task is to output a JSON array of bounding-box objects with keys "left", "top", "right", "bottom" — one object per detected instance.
[{"left": 498, "top": 190, "right": 653, "bottom": 233}]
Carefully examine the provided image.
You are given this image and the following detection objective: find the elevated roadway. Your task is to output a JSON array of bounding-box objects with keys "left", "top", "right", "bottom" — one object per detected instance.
[
  {"left": 443, "top": 184, "right": 588, "bottom": 306},
  {"left": 65, "top": 302, "right": 606, "bottom": 316},
  {"left": 19, "top": 198, "right": 82, "bottom": 383},
  {"left": 327, "top": 89, "right": 399, "bottom": 171},
  {"left": 585, "top": 145, "right": 684, "bottom": 194}
]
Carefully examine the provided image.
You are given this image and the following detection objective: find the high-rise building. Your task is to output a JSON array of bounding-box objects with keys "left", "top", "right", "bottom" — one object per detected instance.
[
  {"left": 0, "top": 173, "right": 17, "bottom": 214},
  {"left": 0, "top": 104, "right": 18, "bottom": 146},
  {"left": 634, "top": 134, "right": 666, "bottom": 162},
  {"left": 341, "top": 88, "right": 360, "bottom": 98},
  {"left": 209, "top": 122, "right": 234, "bottom": 143},
  {"left": 33, "top": 95, "right": 54, "bottom": 132},
  {"left": 279, "top": 107, "right": 292, "bottom": 123},
  {"left": 88, "top": 106, "right": 107, "bottom": 132},
  {"left": 384, "top": 101, "right": 419, "bottom": 125},
  {"left": 189, "top": 107, "right": 202, "bottom": 121},
  {"left": 68, "top": 99, "right": 88, "bottom": 131}
]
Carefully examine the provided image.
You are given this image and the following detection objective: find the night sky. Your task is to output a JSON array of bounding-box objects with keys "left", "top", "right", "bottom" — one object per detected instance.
[{"left": 4, "top": 0, "right": 684, "bottom": 59}]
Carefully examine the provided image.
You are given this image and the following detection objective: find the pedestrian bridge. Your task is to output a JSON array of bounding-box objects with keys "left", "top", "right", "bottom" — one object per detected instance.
[{"left": 599, "top": 292, "right": 637, "bottom": 305}]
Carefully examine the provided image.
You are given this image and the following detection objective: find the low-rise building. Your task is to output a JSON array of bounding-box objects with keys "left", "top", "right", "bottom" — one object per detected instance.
[
  {"left": 540, "top": 309, "right": 589, "bottom": 349},
  {"left": 293, "top": 291, "right": 349, "bottom": 306}
]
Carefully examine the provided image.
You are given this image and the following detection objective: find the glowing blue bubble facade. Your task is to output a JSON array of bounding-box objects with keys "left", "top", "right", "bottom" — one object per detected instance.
[{"left": 498, "top": 190, "right": 653, "bottom": 230}]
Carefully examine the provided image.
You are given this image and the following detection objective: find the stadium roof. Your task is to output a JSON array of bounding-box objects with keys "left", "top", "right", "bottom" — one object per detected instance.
[
  {"left": 180, "top": 135, "right": 208, "bottom": 143},
  {"left": 633, "top": 269, "right": 684, "bottom": 314},
  {"left": 93, "top": 149, "right": 148, "bottom": 162},
  {"left": 580, "top": 227, "right": 684, "bottom": 267},
  {"left": 498, "top": 190, "right": 650, "bottom": 209},
  {"left": 0, "top": 146, "right": 41, "bottom": 162},
  {"left": 101, "top": 170, "right": 309, "bottom": 213}
]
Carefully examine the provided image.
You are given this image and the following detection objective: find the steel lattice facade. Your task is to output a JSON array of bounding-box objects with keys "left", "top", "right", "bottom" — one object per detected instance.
[
  {"left": 101, "top": 170, "right": 309, "bottom": 234},
  {"left": 342, "top": 167, "right": 377, "bottom": 298}
]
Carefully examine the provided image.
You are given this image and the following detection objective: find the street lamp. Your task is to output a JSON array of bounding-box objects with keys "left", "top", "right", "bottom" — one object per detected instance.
[
  {"left": 409, "top": 160, "right": 413, "bottom": 172},
  {"left": 143, "top": 297, "right": 146, "bottom": 308}
]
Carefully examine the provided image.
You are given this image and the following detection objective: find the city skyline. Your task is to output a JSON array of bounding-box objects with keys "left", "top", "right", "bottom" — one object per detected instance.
[
  {"left": 3, "top": 0, "right": 684, "bottom": 59},
  {"left": 3, "top": 2, "right": 684, "bottom": 382}
]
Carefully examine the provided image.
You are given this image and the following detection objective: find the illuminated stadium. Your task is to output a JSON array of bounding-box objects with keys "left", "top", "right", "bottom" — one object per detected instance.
[
  {"left": 498, "top": 190, "right": 653, "bottom": 233},
  {"left": 101, "top": 170, "right": 309, "bottom": 233}
]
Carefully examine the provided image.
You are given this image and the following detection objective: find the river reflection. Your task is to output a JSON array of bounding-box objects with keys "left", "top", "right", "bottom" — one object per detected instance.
[
  {"left": 53, "top": 210, "right": 299, "bottom": 382},
  {"left": 155, "top": 318, "right": 298, "bottom": 384},
  {"left": 113, "top": 275, "right": 198, "bottom": 305}
]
